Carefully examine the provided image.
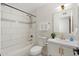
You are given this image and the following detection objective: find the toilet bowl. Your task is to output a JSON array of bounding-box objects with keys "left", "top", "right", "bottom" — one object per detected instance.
[
  {"left": 30, "top": 46, "right": 42, "bottom": 56},
  {"left": 30, "top": 37, "right": 48, "bottom": 56}
]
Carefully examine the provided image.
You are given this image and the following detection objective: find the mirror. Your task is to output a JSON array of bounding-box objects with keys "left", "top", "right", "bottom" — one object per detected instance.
[{"left": 53, "top": 10, "right": 73, "bottom": 34}]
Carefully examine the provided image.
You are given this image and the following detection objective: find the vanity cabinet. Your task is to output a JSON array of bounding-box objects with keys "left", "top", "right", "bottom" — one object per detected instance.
[
  {"left": 63, "top": 47, "right": 74, "bottom": 56},
  {"left": 48, "top": 42, "right": 74, "bottom": 56},
  {"left": 48, "top": 42, "right": 60, "bottom": 56}
]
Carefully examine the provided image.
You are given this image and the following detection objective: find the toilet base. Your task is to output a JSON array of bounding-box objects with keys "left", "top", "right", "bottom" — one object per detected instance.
[
  {"left": 29, "top": 53, "right": 42, "bottom": 56},
  {"left": 29, "top": 54, "right": 42, "bottom": 56}
]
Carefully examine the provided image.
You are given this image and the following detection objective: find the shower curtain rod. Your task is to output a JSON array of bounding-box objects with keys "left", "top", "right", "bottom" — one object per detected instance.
[{"left": 1, "top": 3, "right": 36, "bottom": 17}]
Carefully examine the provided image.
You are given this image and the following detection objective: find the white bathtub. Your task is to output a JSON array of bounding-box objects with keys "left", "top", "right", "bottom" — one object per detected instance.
[{"left": 1, "top": 44, "right": 33, "bottom": 56}]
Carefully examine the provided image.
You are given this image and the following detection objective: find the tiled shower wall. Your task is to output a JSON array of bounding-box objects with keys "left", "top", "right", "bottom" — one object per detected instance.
[{"left": 1, "top": 5, "right": 33, "bottom": 56}]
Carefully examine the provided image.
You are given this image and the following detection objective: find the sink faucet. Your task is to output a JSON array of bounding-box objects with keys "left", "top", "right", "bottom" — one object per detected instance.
[{"left": 60, "top": 33, "right": 65, "bottom": 40}]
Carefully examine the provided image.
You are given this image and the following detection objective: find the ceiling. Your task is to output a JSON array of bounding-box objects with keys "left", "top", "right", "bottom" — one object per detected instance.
[
  {"left": 7, "top": 3, "right": 47, "bottom": 13},
  {"left": 7, "top": 3, "right": 79, "bottom": 13}
]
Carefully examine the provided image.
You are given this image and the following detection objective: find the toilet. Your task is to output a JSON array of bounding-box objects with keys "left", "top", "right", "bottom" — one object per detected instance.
[
  {"left": 29, "top": 37, "right": 48, "bottom": 56},
  {"left": 30, "top": 46, "right": 42, "bottom": 56}
]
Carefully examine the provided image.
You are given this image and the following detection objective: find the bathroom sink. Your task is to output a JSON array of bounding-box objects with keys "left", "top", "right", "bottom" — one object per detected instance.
[{"left": 48, "top": 38, "right": 79, "bottom": 48}]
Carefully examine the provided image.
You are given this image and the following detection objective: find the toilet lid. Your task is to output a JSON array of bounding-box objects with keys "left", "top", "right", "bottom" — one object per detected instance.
[{"left": 31, "top": 46, "right": 42, "bottom": 52}]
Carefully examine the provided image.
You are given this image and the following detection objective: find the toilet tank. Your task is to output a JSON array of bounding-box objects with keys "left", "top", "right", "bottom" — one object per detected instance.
[{"left": 38, "top": 37, "right": 48, "bottom": 46}]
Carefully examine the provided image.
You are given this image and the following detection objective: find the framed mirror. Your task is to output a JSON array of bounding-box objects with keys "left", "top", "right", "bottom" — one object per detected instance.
[{"left": 53, "top": 10, "right": 73, "bottom": 34}]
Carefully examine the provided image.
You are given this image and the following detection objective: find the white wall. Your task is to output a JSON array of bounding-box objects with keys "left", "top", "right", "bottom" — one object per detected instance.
[
  {"left": 31, "top": 4, "right": 56, "bottom": 46},
  {"left": 1, "top": 5, "right": 33, "bottom": 56}
]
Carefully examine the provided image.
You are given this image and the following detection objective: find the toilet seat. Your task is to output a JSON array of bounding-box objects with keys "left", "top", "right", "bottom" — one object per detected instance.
[{"left": 30, "top": 46, "right": 42, "bottom": 55}]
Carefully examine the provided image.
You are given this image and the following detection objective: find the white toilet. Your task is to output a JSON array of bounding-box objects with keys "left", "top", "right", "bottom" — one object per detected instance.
[
  {"left": 29, "top": 37, "right": 48, "bottom": 56},
  {"left": 30, "top": 46, "right": 42, "bottom": 56}
]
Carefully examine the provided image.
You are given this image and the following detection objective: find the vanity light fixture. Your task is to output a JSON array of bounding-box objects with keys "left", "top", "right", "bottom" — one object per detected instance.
[{"left": 61, "top": 5, "right": 64, "bottom": 11}]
